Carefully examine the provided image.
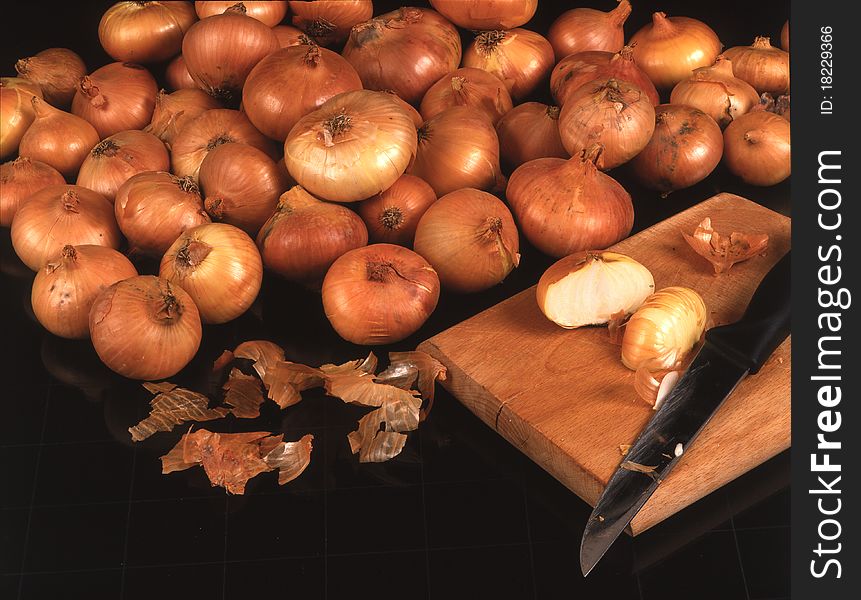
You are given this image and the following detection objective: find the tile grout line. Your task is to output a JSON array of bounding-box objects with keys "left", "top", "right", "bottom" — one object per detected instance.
[
  {"left": 417, "top": 430, "right": 432, "bottom": 600},
  {"left": 118, "top": 438, "right": 139, "bottom": 600},
  {"left": 222, "top": 495, "right": 229, "bottom": 600},
  {"left": 729, "top": 512, "right": 752, "bottom": 600},
  {"left": 519, "top": 479, "right": 538, "bottom": 600}
]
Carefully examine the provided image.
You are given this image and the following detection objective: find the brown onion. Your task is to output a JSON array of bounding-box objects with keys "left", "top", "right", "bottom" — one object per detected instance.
[
  {"left": 165, "top": 55, "right": 197, "bottom": 91},
  {"left": 289, "top": 0, "right": 373, "bottom": 46},
  {"left": 19, "top": 98, "right": 100, "bottom": 178},
  {"left": 15, "top": 48, "right": 87, "bottom": 108},
  {"left": 781, "top": 20, "right": 789, "bottom": 51},
  {"left": 724, "top": 37, "right": 790, "bottom": 95},
  {"left": 630, "top": 104, "right": 723, "bottom": 195},
  {"left": 257, "top": 185, "right": 368, "bottom": 285},
  {"left": 144, "top": 88, "right": 222, "bottom": 147},
  {"left": 72, "top": 62, "right": 158, "bottom": 139},
  {"left": 463, "top": 29, "right": 554, "bottom": 102},
  {"left": 1, "top": 78, "right": 43, "bottom": 161},
  {"left": 160, "top": 222, "right": 262, "bottom": 324},
  {"left": 76, "top": 130, "right": 170, "bottom": 202},
  {"left": 89, "top": 275, "right": 202, "bottom": 380},
  {"left": 170, "top": 108, "right": 277, "bottom": 181},
  {"left": 32, "top": 245, "right": 138, "bottom": 339},
  {"left": 357, "top": 175, "right": 437, "bottom": 246},
  {"left": 11, "top": 185, "right": 121, "bottom": 271},
  {"left": 630, "top": 12, "right": 723, "bottom": 90},
  {"left": 284, "top": 90, "right": 417, "bottom": 203},
  {"left": 547, "top": 0, "right": 632, "bottom": 62},
  {"left": 322, "top": 243, "right": 440, "bottom": 345},
  {"left": 273, "top": 25, "right": 308, "bottom": 48},
  {"left": 429, "top": 0, "right": 537, "bottom": 30},
  {"left": 723, "top": 109, "right": 790, "bottom": 186},
  {"left": 381, "top": 90, "right": 424, "bottom": 128},
  {"left": 506, "top": 146, "right": 633, "bottom": 257},
  {"left": 0, "top": 157, "right": 66, "bottom": 227},
  {"left": 669, "top": 56, "right": 759, "bottom": 128},
  {"left": 414, "top": 188, "right": 519, "bottom": 293},
  {"left": 99, "top": 1, "right": 198, "bottom": 63},
  {"left": 342, "top": 7, "right": 462, "bottom": 105},
  {"left": 195, "top": 1, "right": 287, "bottom": 26},
  {"left": 182, "top": 4, "right": 280, "bottom": 101},
  {"left": 420, "top": 67, "right": 513, "bottom": 125},
  {"left": 558, "top": 79, "right": 656, "bottom": 170},
  {"left": 243, "top": 42, "right": 362, "bottom": 142},
  {"left": 199, "top": 142, "right": 290, "bottom": 234},
  {"left": 409, "top": 106, "right": 504, "bottom": 197},
  {"left": 496, "top": 102, "right": 567, "bottom": 170},
  {"left": 550, "top": 46, "right": 659, "bottom": 106}
]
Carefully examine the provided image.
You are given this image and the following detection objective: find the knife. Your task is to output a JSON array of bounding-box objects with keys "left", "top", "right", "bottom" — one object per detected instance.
[{"left": 580, "top": 251, "right": 791, "bottom": 576}]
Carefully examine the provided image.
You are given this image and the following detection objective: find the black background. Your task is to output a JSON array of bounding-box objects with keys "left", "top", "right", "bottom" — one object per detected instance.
[{"left": 2, "top": 2, "right": 791, "bottom": 599}]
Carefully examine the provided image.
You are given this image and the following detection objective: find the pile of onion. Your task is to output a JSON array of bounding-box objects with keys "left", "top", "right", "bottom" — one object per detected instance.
[
  {"left": 414, "top": 188, "right": 519, "bottom": 293},
  {"left": 506, "top": 146, "right": 633, "bottom": 258},
  {"left": 166, "top": 55, "right": 196, "bottom": 91},
  {"left": 724, "top": 37, "right": 790, "bottom": 95},
  {"left": 15, "top": 48, "right": 87, "bottom": 108},
  {"left": 669, "top": 56, "right": 759, "bottom": 128},
  {"left": 289, "top": 0, "right": 373, "bottom": 47},
  {"left": 196, "top": 1, "right": 288, "bottom": 26},
  {"left": 284, "top": 90, "right": 417, "bottom": 203},
  {"left": 547, "top": 0, "right": 632, "bottom": 61},
  {"left": 115, "top": 171, "right": 211, "bottom": 257},
  {"left": 72, "top": 62, "right": 158, "bottom": 139},
  {"left": 429, "top": 0, "right": 537, "bottom": 30},
  {"left": 0, "top": 157, "right": 66, "bottom": 227},
  {"left": 89, "top": 275, "right": 202, "bottom": 380},
  {"left": 19, "top": 97, "right": 100, "bottom": 178},
  {"left": 322, "top": 243, "right": 440, "bottom": 345},
  {"left": 550, "top": 46, "right": 659, "bottom": 106},
  {"left": 1, "top": 78, "right": 43, "bottom": 160},
  {"left": 420, "top": 67, "right": 513, "bottom": 125},
  {"left": 11, "top": 185, "right": 121, "bottom": 271},
  {"left": 76, "top": 130, "right": 170, "bottom": 202},
  {"left": 630, "top": 104, "right": 723, "bottom": 195},
  {"left": 723, "top": 110, "right": 790, "bottom": 186},
  {"left": 463, "top": 29, "right": 554, "bottom": 102},
  {"left": 99, "top": 1, "right": 197, "bottom": 63},
  {"left": 160, "top": 222, "right": 263, "bottom": 324},
  {"left": 145, "top": 89, "right": 221, "bottom": 147},
  {"left": 342, "top": 7, "right": 462, "bottom": 105},
  {"left": 242, "top": 42, "right": 362, "bottom": 142},
  {"left": 357, "top": 175, "right": 437, "bottom": 246},
  {"left": 31, "top": 245, "right": 137, "bottom": 339},
  {"left": 496, "top": 102, "right": 567, "bottom": 170},
  {"left": 558, "top": 79, "right": 656, "bottom": 170},
  {"left": 629, "top": 12, "right": 723, "bottom": 89},
  {"left": 257, "top": 186, "right": 368, "bottom": 285},
  {"left": 409, "top": 106, "right": 504, "bottom": 197}
]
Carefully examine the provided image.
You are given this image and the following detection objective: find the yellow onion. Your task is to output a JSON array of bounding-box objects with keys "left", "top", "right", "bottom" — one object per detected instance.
[
  {"left": 1, "top": 78, "right": 43, "bottom": 161},
  {"left": 273, "top": 25, "right": 307, "bottom": 48},
  {"left": 496, "top": 102, "right": 567, "bottom": 170},
  {"left": 89, "top": 275, "right": 202, "bottom": 380},
  {"left": 381, "top": 90, "right": 424, "bottom": 128},
  {"left": 669, "top": 56, "right": 759, "bottom": 128},
  {"left": 31, "top": 245, "right": 137, "bottom": 339},
  {"left": 165, "top": 55, "right": 197, "bottom": 91},
  {"left": 342, "top": 7, "right": 462, "bottom": 105},
  {"left": 723, "top": 109, "right": 790, "bottom": 186},
  {"left": 284, "top": 90, "right": 417, "bottom": 203},
  {"left": 420, "top": 67, "right": 513, "bottom": 125},
  {"left": 322, "top": 243, "right": 440, "bottom": 345},
  {"left": 547, "top": 0, "right": 632, "bottom": 61},
  {"left": 289, "top": 0, "right": 373, "bottom": 47},
  {"left": 780, "top": 20, "right": 789, "bottom": 51},
  {"left": 536, "top": 251, "right": 654, "bottom": 329},
  {"left": 621, "top": 286, "right": 707, "bottom": 371},
  {"left": 76, "top": 130, "right": 170, "bottom": 202},
  {"left": 357, "top": 175, "right": 437, "bottom": 246},
  {"left": 550, "top": 46, "right": 659, "bottom": 106},
  {"left": 18, "top": 97, "right": 100, "bottom": 178},
  {"left": 506, "top": 146, "right": 633, "bottom": 258},
  {"left": 1, "top": 157, "right": 65, "bottom": 227},
  {"left": 414, "top": 188, "right": 519, "bottom": 293},
  {"left": 99, "top": 1, "right": 198, "bottom": 63},
  {"left": 72, "top": 62, "right": 158, "bottom": 139},
  {"left": 463, "top": 29, "right": 554, "bottom": 101},
  {"left": 429, "top": 0, "right": 537, "bottom": 30},
  {"left": 15, "top": 48, "right": 87, "bottom": 108},
  {"left": 144, "top": 88, "right": 222, "bottom": 147},
  {"left": 195, "top": 1, "right": 288, "bottom": 26},
  {"left": 724, "top": 37, "right": 790, "bottom": 95}
]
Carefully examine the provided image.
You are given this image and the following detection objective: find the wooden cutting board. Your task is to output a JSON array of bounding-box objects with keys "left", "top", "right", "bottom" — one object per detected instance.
[{"left": 418, "top": 193, "right": 791, "bottom": 535}]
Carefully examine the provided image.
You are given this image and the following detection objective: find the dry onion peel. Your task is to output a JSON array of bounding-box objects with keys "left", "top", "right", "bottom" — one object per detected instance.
[
  {"left": 222, "top": 368, "right": 265, "bottom": 419},
  {"left": 682, "top": 217, "right": 769, "bottom": 274},
  {"left": 129, "top": 384, "right": 228, "bottom": 442}
]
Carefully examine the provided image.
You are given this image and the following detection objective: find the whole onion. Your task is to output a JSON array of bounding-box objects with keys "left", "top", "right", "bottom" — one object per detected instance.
[
  {"left": 669, "top": 56, "right": 760, "bottom": 128},
  {"left": 1, "top": 78, "right": 43, "bottom": 161},
  {"left": 496, "top": 102, "right": 567, "bottom": 170},
  {"left": 780, "top": 20, "right": 789, "bottom": 51},
  {"left": 550, "top": 46, "right": 659, "bottom": 106},
  {"left": 357, "top": 175, "right": 437, "bottom": 246},
  {"left": 15, "top": 48, "right": 87, "bottom": 108},
  {"left": 76, "top": 130, "right": 170, "bottom": 202},
  {"left": 463, "top": 28, "right": 554, "bottom": 101},
  {"left": 18, "top": 97, "right": 100, "bottom": 178},
  {"left": 723, "top": 110, "right": 790, "bottom": 186},
  {"left": 724, "top": 37, "right": 790, "bottom": 95},
  {"left": 99, "top": 1, "right": 198, "bottom": 63},
  {"left": 165, "top": 55, "right": 197, "bottom": 91},
  {"left": 0, "top": 157, "right": 66, "bottom": 227},
  {"left": 429, "top": 0, "right": 537, "bottom": 30},
  {"left": 289, "top": 0, "right": 374, "bottom": 47},
  {"left": 195, "top": 1, "right": 288, "bottom": 26},
  {"left": 420, "top": 67, "right": 513, "bottom": 125},
  {"left": 547, "top": 0, "right": 632, "bottom": 61},
  {"left": 145, "top": 88, "right": 222, "bottom": 147},
  {"left": 72, "top": 62, "right": 158, "bottom": 139}
]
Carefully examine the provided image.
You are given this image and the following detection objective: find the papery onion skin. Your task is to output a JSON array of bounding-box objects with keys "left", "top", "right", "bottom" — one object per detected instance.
[
  {"left": 15, "top": 48, "right": 87, "bottom": 108},
  {"left": 669, "top": 55, "right": 759, "bottom": 128},
  {"left": 420, "top": 67, "right": 513, "bottom": 125},
  {"left": 547, "top": 0, "right": 632, "bottom": 62},
  {"left": 99, "top": 1, "right": 198, "bottom": 63},
  {"left": 780, "top": 20, "right": 789, "bottom": 51},
  {"left": 145, "top": 88, "right": 222, "bottom": 147},
  {"left": 621, "top": 286, "right": 707, "bottom": 371},
  {"left": 558, "top": 78, "right": 656, "bottom": 170},
  {"left": 413, "top": 188, "right": 519, "bottom": 293},
  {"left": 463, "top": 29, "right": 554, "bottom": 102},
  {"left": 409, "top": 106, "right": 504, "bottom": 197},
  {"left": 723, "top": 37, "right": 790, "bottom": 95},
  {"left": 342, "top": 7, "right": 462, "bottom": 105},
  {"left": 1, "top": 157, "right": 66, "bottom": 227},
  {"left": 199, "top": 142, "right": 290, "bottom": 235},
  {"left": 550, "top": 46, "right": 660, "bottom": 107},
  {"left": 1, "top": 78, "right": 43, "bottom": 161},
  {"left": 19, "top": 97, "right": 100, "bottom": 178},
  {"left": 273, "top": 25, "right": 308, "bottom": 48},
  {"left": 322, "top": 243, "right": 440, "bottom": 345},
  {"left": 115, "top": 171, "right": 211, "bottom": 257},
  {"left": 257, "top": 185, "right": 368, "bottom": 285},
  {"left": 160, "top": 222, "right": 263, "bottom": 324},
  {"left": 630, "top": 104, "right": 723, "bottom": 195},
  {"left": 357, "top": 175, "right": 437, "bottom": 246},
  {"left": 506, "top": 147, "right": 633, "bottom": 258},
  {"left": 289, "top": 0, "right": 374, "bottom": 47},
  {"left": 32, "top": 244, "right": 138, "bottom": 339},
  {"left": 166, "top": 55, "right": 197, "bottom": 91},
  {"left": 284, "top": 90, "right": 417, "bottom": 203},
  {"left": 195, "top": 1, "right": 288, "bottom": 26},
  {"left": 89, "top": 275, "right": 202, "bottom": 380},
  {"left": 723, "top": 110, "right": 790, "bottom": 186},
  {"left": 243, "top": 42, "right": 363, "bottom": 142},
  {"left": 630, "top": 12, "right": 723, "bottom": 90},
  {"left": 496, "top": 102, "right": 567, "bottom": 170},
  {"left": 76, "top": 130, "right": 170, "bottom": 202},
  {"left": 11, "top": 185, "right": 121, "bottom": 271},
  {"left": 72, "top": 62, "right": 159, "bottom": 139},
  {"left": 429, "top": 0, "right": 537, "bottom": 30}
]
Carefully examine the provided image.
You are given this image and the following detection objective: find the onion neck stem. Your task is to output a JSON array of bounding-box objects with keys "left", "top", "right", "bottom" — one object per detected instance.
[
  {"left": 92, "top": 139, "right": 120, "bottom": 158},
  {"left": 61, "top": 190, "right": 80, "bottom": 213},
  {"left": 546, "top": 105, "right": 560, "bottom": 120},
  {"left": 475, "top": 31, "right": 506, "bottom": 55},
  {"left": 156, "top": 283, "right": 183, "bottom": 321},
  {"left": 752, "top": 36, "right": 774, "bottom": 49},
  {"left": 206, "top": 134, "right": 234, "bottom": 151},
  {"left": 610, "top": 0, "right": 632, "bottom": 27},
  {"left": 173, "top": 175, "right": 199, "bottom": 194},
  {"left": 650, "top": 11, "right": 675, "bottom": 35},
  {"left": 79, "top": 77, "right": 106, "bottom": 108},
  {"left": 175, "top": 239, "right": 212, "bottom": 271},
  {"left": 303, "top": 18, "right": 335, "bottom": 38},
  {"left": 380, "top": 207, "right": 404, "bottom": 230},
  {"left": 225, "top": 3, "right": 247, "bottom": 15}
]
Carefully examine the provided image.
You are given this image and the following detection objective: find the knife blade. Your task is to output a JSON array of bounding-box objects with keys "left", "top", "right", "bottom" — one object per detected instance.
[{"left": 580, "top": 251, "right": 791, "bottom": 576}]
